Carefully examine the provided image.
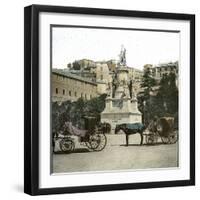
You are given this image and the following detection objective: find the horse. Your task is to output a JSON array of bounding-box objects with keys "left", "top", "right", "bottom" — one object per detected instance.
[
  {"left": 98, "top": 122, "right": 111, "bottom": 133},
  {"left": 115, "top": 123, "right": 145, "bottom": 146}
]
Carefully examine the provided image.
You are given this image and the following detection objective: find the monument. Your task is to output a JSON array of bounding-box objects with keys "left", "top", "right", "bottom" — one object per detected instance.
[{"left": 101, "top": 46, "right": 142, "bottom": 130}]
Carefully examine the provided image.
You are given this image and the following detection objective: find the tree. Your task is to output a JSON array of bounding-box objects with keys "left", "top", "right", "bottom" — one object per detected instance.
[
  {"left": 67, "top": 63, "right": 72, "bottom": 69},
  {"left": 72, "top": 61, "right": 81, "bottom": 70},
  {"left": 137, "top": 68, "right": 156, "bottom": 124},
  {"left": 138, "top": 68, "right": 178, "bottom": 126},
  {"left": 141, "top": 71, "right": 178, "bottom": 126},
  {"left": 85, "top": 94, "right": 107, "bottom": 121},
  {"left": 140, "top": 68, "right": 156, "bottom": 98},
  {"left": 52, "top": 94, "right": 107, "bottom": 133},
  {"left": 156, "top": 72, "right": 178, "bottom": 116}
]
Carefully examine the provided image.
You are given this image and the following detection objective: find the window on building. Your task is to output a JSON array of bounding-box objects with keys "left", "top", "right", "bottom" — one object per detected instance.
[
  {"left": 85, "top": 94, "right": 87, "bottom": 100},
  {"left": 101, "top": 75, "right": 103, "bottom": 80},
  {"left": 90, "top": 94, "right": 92, "bottom": 99},
  {"left": 81, "top": 93, "right": 83, "bottom": 98},
  {"left": 75, "top": 92, "right": 77, "bottom": 97},
  {"left": 69, "top": 91, "right": 71, "bottom": 96},
  {"left": 56, "top": 88, "right": 58, "bottom": 94},
  {"left": 63, "top": 89, "right": 65, "bottom": 95}
]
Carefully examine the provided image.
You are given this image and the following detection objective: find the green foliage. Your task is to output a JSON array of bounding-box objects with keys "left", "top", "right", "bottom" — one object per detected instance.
[
  {"left": 140, "top": 69, "right": 156, "bottom": 99},
  {"left": 140, "top": 69, "right": 156, "bottom": 89},
  {"left": 67, "top": 63, "right": 72, "bottom": 69},
  {"left": 138, "top": 69, "right": 178, "bottom": 126},
  {"left": 52, "top": 94, "right": 107, "bottom": 133},
  {"left": 72, "top": 61, "right": 81, "bottom": 70},
  {"left": 156, "top": 72, "right": 178, "bottom": 115},
  {"left": 85, "top": 94, "right": 107, "bottom": 120},
  {"left": 138, "top": 69, "right": 156, "bottom": 124}
]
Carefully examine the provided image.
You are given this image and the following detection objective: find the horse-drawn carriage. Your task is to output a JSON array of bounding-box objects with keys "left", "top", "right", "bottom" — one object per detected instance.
[
  {"left": 53, "top": 117, "right": 109, "bottom": 153},
  {"left": 115, "top": 117, "right": 178, "bottom": 146},
  {"left": 145, "top": 117, "right": 178, "bottom": 145}
]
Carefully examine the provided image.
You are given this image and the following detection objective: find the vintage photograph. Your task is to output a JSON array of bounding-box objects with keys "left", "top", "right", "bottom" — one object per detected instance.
[{"left": 51, "top": 25, "right": 179, "bottom": 173}]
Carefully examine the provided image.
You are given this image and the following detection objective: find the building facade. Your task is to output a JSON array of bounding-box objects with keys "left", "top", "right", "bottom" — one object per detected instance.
[
  {"left": 52, "top": 70, "right": 98, "bottom": 102},
  {"left": 143, "top": 62, "right": 178, "bottom": 87},
  {"left": 96, "top": 62, "right": 112, "bottom": 94},
  {"left": 152, "top": 62, "right": 178, "bottom": 81},
  {"left": 127, "top": 67, "right": 143, "bottom": 94},
  {"left": 143, "top": 62, "right": 178, "bottom": 80}
]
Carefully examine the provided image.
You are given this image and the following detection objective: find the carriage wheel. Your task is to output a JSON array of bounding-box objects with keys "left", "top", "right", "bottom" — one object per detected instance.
[
  {"left": 169, "top": 132, "right": 178, "bottom": 144},
  {"left": 146, "top": 133, "right": 158, "bottom": 145},
  {"left": 59, "top": 138, "right": 75, "bottom": 153},
  {"left": 85, "top": 141, "right": 92, "bottom": 150},
  {"left": 85, "top": 135, "right": 99, "bottom": 150},
  {"left": 92, "top": 133, "right": 107, "bottom": 151},
  {"left": 161, "top": 136, "right": 170, "bottom": 144},
  {"left": 86, "top": 133, "right": 107, "bottom": 151}
]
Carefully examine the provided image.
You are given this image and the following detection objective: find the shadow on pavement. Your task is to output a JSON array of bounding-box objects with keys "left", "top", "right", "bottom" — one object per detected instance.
[
  {"left": 73, "top": 148, "right": 91, "bottom": 153},
  {"left": 54, "top": 148, "right": 91, "bottom": 154},
  {"left": 110, "top": 142, "right": 169, "bottom": 147},
  {"left": 120, "top": 144, "right": 142, "bottom": 147}
]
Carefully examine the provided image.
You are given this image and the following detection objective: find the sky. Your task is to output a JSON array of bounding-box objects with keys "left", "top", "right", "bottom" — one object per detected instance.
[{"left": 52, "top": 27, "right": 179, "bottom": 70}]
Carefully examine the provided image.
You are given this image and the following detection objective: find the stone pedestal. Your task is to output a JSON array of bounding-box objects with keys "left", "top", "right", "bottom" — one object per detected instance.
[
  {"left": 101, "top": 50, "right": 142, "bottom": 131},
  {"left": 101, "top": 96, "right": 142, "bottom": 130}
]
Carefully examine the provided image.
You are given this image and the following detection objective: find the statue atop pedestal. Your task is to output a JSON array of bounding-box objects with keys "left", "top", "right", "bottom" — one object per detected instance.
[
  {"left": 118, "top": 45, "right": 126, "bottom": 66},
  {"left": 101, "top": 46, "right": 142, "bottom": 130}
]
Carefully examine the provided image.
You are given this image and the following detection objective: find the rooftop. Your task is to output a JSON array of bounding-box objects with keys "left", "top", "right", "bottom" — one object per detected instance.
[
  {"left": 52, "top": 69, "right": 97, "bottom": 86},
  {"left": 155, "top": 61, "right": 178, "bottom": 68}
]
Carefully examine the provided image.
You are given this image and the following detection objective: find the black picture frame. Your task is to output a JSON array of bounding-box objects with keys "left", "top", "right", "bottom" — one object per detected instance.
[{"left": 24, "top": 4, "right": 195, "bottom": 196}]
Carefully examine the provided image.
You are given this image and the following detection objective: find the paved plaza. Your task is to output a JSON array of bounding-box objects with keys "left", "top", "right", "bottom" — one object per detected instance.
[{"left": 53, "top": 134, "right": 178, "bottom": 173}]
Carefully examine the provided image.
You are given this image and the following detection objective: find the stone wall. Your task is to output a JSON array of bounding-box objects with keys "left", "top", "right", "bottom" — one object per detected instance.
[{"left": 52, "top": 71, "right": 98, "bottom": 102}]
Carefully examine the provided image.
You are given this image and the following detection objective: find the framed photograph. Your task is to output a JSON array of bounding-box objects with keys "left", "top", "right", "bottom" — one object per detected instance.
[{"left": 24, "top": 4, "right": 195, "bottom": 195}]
